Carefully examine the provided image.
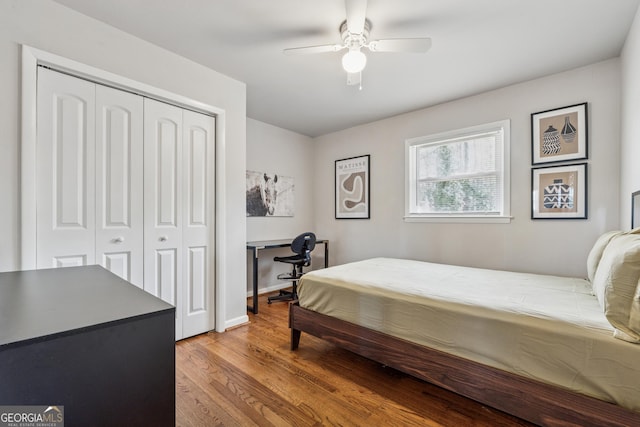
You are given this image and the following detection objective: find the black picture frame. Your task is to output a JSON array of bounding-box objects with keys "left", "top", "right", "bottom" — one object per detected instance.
[
  {"left": 335, "top": 155, "right": 370, "bottom": 219},
  {"left": 531, "top": 102, "right": 588, "bottom": 165},
  {"left": 532, "top": 163, "right": 587, "bottom": 219},
  {"left": 632, "top": 191, "right": 640, "bottom": 229}
]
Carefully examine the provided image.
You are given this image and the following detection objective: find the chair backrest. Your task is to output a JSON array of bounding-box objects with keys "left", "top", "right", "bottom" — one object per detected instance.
[{"left": 291, "top": 232, "right": 316, "bottom": 266}]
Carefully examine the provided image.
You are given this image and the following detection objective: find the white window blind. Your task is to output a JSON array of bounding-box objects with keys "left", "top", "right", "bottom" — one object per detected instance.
[{"left": 405, "top": 120, "right": 511, "bottom": 223}]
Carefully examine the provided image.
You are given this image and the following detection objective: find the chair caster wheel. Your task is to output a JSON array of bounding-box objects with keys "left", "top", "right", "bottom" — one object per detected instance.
[{"left": 267, "top": 300, "right": 272, "bottom": 305}]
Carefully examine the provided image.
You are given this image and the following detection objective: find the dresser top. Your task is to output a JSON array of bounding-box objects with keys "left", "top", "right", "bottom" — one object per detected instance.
[{"left": 0, "top": 265, "right": 174, "bottom": 348}]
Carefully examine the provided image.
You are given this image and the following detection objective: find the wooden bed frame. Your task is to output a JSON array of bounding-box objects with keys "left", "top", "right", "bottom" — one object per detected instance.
[{"left": 290, "top": 302, "right": 640, "bottom": 427}]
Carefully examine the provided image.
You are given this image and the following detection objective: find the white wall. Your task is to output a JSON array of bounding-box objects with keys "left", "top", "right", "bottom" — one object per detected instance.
[
  {"left": 246, "top": 119, "right": 316, "bottom": 294},
  {"left": 313, "top": 59, "right": 622, "bottom": 278},
  {"left": 621, "top": 6, "right": 640, "bottom": 229},
  {"left": 0, "top": 0, "right": 248, "bottom": 330}
]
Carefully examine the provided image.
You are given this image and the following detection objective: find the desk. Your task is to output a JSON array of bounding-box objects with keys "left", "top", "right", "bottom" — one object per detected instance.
[{"left": 247, "top": 238, "right": 328, "bottom": 314}]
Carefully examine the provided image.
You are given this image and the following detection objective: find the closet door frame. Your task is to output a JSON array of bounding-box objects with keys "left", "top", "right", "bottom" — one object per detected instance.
[{"left": 21, "top": 45, "right": 227, "bottom": 333}]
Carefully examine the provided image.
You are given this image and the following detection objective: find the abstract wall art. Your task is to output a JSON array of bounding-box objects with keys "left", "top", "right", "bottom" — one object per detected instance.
[
  {"left": 335, "top": 155, "right": 370, "bottom": 219},
  {"left": 531, "top": 103, "right": 588, "bottom": 165},
  {"left": 532, "top": 163, "right": 587, "bottom": 219}
]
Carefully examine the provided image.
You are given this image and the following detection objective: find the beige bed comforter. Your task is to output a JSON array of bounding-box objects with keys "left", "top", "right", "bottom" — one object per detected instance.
[{"left": 297, "top": 257, "right": 640, "bottom": 411}]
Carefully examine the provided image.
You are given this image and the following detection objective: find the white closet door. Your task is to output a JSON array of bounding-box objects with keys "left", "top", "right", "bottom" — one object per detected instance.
[
  {"left": 182, "top": 110, "right": 215, "bottom": 339},
  {"left": 95, "top": 85, "right": 144, "bottom": 287},
  {"left": 144, "top": 98, "right": 184, "bottom": 339},
  {"left": 36, "top": 68, "right": 96, "bottom": 268},
  {"left": 36, "top": 69, "right": 216, "bottom": 340}
]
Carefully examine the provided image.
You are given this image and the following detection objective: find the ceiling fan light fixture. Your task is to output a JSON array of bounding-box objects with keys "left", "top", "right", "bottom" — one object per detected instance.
[{"left": 342, "top": 49, "right": 367, "bottom": 73}]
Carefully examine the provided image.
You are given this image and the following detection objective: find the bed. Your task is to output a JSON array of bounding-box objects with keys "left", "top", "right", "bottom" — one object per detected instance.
[{"left": 289, "top": 230, "right": 640, "bottom": 426}]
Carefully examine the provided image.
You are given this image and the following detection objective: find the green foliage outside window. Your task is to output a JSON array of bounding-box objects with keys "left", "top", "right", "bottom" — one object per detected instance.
[{"left": 419, "top": 145, "right": 495, "bottom": 213}]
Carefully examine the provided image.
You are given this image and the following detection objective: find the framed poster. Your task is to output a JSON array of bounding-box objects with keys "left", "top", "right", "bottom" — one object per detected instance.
[
  {"left": 246, "top": 170, "right": 294, "bottom": 217},
  {"left": 531, "top": 103, "right": 588, "bottom": 165},
  {"left": 532, "top": 163, "right": 587, "bottom": 219},
  {"left": 335, "top": 154, "right": 370, "bottom": 219},
  {"left": 632, "top": 191, "right": 640, "bottom": 229}
]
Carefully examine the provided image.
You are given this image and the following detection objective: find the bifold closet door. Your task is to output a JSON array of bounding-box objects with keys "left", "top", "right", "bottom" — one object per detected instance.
[
  {"left": 143, "top": 99, "right": 215, "bottom": 340},
  {"left": 95, "top": 85, "right": 144, "bottom": 287},
  {"left": 144, "top": 99, "right": 184, "bottom": 339},
  {"left": 37, "top": 68, "right": 214, "bottom": 340},
  {"left": 36, "top": 68, "right": 96, "bottom": 268},
  {"left": 36, "top": 68, "right": 144, "bottom": 283},
  {"left": 182, "top": 110, "right": 215, "bottom": 339}
]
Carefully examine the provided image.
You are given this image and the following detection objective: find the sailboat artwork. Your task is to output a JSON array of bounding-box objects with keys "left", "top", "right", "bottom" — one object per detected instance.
[{"left": 561, "top": 116, "right": 577, "bottom": 143}]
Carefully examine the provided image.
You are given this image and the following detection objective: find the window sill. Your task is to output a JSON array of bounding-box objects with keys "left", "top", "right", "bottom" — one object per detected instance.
[{"left": 403, "top": 215, "right": 513, "bottom": 224}]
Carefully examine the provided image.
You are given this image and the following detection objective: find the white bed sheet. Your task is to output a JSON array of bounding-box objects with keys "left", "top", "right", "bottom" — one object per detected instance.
[{"left": 297, "top": 258, "right": 640, "bottom": 412}]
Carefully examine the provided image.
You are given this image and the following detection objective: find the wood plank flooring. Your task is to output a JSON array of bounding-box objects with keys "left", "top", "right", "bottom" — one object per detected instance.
[{"left": 176, "top": 293, "right": 534, "bottom": 426}]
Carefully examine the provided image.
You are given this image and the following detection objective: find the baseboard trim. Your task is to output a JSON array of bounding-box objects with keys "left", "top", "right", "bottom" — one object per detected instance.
[{"left": 247, "top": 281, "right": 293, "bottom": 298}]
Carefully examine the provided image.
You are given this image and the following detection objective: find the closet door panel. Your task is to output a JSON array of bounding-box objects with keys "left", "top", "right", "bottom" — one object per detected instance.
[
  {"left": 36, "top": 68, "right": 95, "bottom": 268},
  {"left": 95, "top": 85, "right": 144, "bottom": 287},
  {"left": 103, "top": 252, "right": 132, "bottom": 280},
  {"left": 155, "top": 249, "right": 178, "bottom": 304},
  {"left": 187, "top": 247, "right": 207, "bottom": 312},
  {"left": 55, "top": 255, "right": 88, "bottom": 268},
  {"left": 157, "top": 120, "right": 179, "bottom": 227},
  {"left": 182, "top": 110, "right": 215, "bottom": 339},
  {"left": 144, "top": 99, "right": 183, "bottom": 339},
  {"left": 187, "top": 125, "right": 207, "bottom": 226}
]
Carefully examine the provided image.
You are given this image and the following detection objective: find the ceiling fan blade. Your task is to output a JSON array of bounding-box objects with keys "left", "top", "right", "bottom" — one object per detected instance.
[
  {"left": 368, "top": 38, "right": 432, "bottom": 53},
  {"left": 345, "top": 0, "right": 367, "bottom": 34},
  {"left": 283, "top": 44, "right": 345, "bottom": 55}
]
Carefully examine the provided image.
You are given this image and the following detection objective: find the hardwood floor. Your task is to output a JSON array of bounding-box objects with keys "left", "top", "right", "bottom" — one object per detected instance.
[{"left": 175, "top": 293, "right": 534, "bottom": 426}]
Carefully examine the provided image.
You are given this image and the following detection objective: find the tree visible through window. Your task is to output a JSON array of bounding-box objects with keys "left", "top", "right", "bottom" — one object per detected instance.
[{"left": 405, "top": 120, "right": 510, "bottom": 222}]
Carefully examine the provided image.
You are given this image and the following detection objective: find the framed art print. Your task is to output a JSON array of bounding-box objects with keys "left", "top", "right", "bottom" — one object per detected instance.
[
  {"left": 245, "top": 170, "right": 295, "bottom": 217},
  {"left": 532, "top": 163, "right": 587, "bottom": 219},
  {"left": 633, "top": 191, "right": 640, "bottom": 229},
  {"left": 531, "top": 102, "right": 587, "bottom": 165},
  {"left": 335, "top": 154, "right": 370, "bottom": 219}
]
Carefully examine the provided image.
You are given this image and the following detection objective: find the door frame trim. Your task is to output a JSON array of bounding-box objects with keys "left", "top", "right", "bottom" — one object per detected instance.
[{"left": 21, "top": 45, "right": 227, "bottom": 333}]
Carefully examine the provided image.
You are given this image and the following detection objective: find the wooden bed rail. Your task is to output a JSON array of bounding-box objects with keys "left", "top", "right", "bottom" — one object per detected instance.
[{"left": 289, "top": 302, "right": 640, "bottom": 427}]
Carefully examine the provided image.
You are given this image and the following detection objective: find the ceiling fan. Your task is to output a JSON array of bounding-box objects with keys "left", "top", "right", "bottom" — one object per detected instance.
[{"left": 283, "top": 0, "right": 432, "bottom": 88}]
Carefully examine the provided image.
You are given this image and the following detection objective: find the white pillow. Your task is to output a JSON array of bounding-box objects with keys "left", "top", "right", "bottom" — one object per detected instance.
[
  {"left": 629, "top": 283, "right": 640, "bottom": 334},
  {"left": 592, "top": 231, "right": 640, "bottom": 342},
  {"left": 586, "top": 230, "right": 623, "bottom": 284}
]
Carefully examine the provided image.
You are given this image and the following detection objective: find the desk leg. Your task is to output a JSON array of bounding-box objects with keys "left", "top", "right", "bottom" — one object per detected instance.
[
  {"left": 248, "top": 248, "right": 259, "bottom": 314},
  {"left": 324, "top": 241, "right": 329, "bottom": 268}
]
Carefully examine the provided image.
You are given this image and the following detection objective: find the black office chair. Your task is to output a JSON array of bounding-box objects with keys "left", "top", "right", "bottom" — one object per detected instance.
[{"left": 268, "top": 232, "right": 316, "bottom": 304}]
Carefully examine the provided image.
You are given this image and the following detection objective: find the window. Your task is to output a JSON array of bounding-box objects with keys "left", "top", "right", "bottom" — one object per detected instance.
[{"left": 405, "top": 120, "right": 510, "bottom": 223}]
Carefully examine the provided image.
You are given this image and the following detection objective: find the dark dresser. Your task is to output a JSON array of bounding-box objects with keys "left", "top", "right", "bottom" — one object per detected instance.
[{"left": 0, "top": 265, "right": 175, "bottom": 426}]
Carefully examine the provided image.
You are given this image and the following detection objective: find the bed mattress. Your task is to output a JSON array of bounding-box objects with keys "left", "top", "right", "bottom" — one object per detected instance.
[{"left": 297, "top": 257, "right": 640, "bottom": 412}]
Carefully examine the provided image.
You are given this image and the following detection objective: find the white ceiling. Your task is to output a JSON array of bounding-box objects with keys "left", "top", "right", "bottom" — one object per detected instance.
[{"left": 54, "top": 0, "right": 640, "bottom": 137}]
